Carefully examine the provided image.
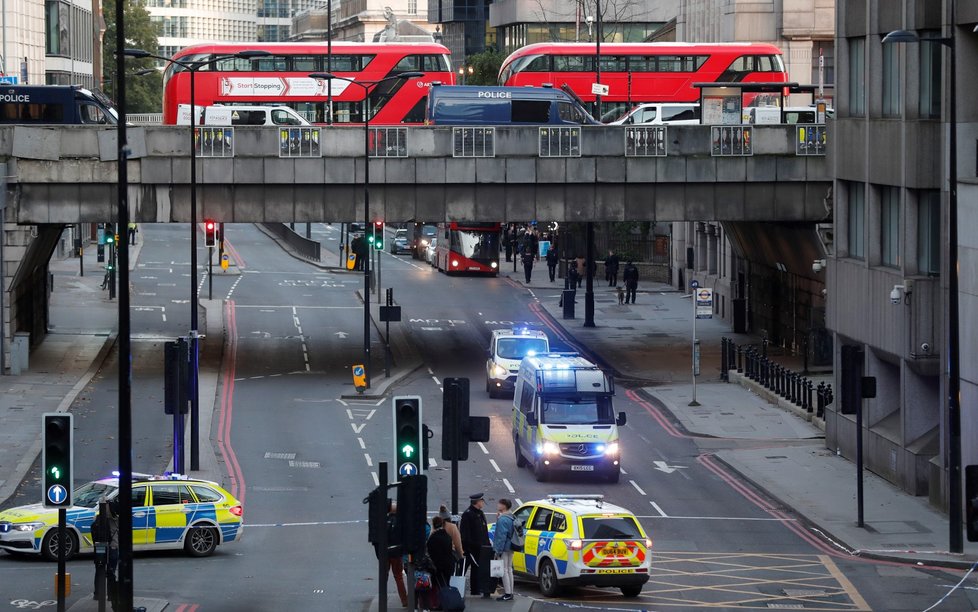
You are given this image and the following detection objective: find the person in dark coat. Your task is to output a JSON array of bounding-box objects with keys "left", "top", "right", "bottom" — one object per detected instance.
[
  {"left": 545, "top": 246, "right": 559, "bottom": 282},
  {"left": 575, "top": 256, "right": 585, "bottom": 288},
  {"left": 459, "top": 492, "right": 491, "bottom": 598},
  {"left": 622, "top": 261, "right": 639, "bottom": 304},
  {"left": 521, "top": 247, "right": 536, "bottom": 283},
  {"left": 351, "top": 234, "right": 367, "bottom": 271},
  {"left": 604, "top": 250, "right": 620, "bottom": 286},
  {"left": 427, "top": 516, "right": 457, "bottom": 589}
]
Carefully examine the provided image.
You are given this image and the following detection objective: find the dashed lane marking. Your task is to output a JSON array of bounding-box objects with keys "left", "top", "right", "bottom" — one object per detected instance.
[
  {"left": 364, "top": 453, "right": 373, "bottom": 467},
  {"left": 358, "top": 437, "right": 366, "bottom": 450},
  {"left": 351, "top": 423, "right": 366, "bottom": 434},
  {"left": 630, "top": 480, "right": 647, "bottom": 496},
  {"left": 225, "top": 275, "right": 243, "bottom": 299},
  {"left": 649, "top": 501, "right": 669, "bottom": 518},
  {"left": 489, "top": 459, "right": 502, "bottom": 473},
  {"left": 371, "top": 472, "right": 379, "bottom": 486},
  {"left": 478, "top": 442, "right": 489, "bottom": 455},
  {"left": 502, "top": 478, "right": 515, "bottom": 493}
]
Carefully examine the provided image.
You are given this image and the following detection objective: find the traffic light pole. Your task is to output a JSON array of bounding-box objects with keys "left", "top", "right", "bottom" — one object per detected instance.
[
  {"left": 208, "top": 246, "right": 213, "bottom": 300},
  {"left": 377, "top": 462, "right": 388, "bottom": 612},
  {"left": 57, "top": 507, "right": 66, "bottom": 612}
]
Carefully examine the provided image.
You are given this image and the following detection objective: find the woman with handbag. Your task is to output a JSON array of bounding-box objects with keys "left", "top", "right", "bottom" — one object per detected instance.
[{"left": 491, "top": 499, "right": 516, "bottom": 602}]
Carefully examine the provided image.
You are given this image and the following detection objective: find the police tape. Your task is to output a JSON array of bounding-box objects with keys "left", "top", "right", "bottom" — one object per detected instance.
[{"left": 246, "top": 519, "right": 368, "bottom": 528}]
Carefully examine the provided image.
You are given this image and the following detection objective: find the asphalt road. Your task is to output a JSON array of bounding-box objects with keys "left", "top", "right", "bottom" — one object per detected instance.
[{"left": 1, "top": 224, "right": 974, "bottom": 612}]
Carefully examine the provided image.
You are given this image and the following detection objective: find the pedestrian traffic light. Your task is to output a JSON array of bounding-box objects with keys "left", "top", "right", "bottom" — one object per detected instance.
[
  {"left": 966, "top": 465, "right": 978, "bottom": 542},
  {"left": 393, "top": 396, "right": 422, "bottom": 478},
  {"left": 396, "top": 475, "right": 427, "bottom": 554},
  {"left": 105, "top": 232, "right": 114, "bottom": 245},
  {"left": 204, "top": 220, "right": 217, "bottom": 248},
  {"left": 42, "top": 413, "right": 73, "bottom": 508},
  {"left": 373, "top": 221, "right": 385, "bottom": 250}
]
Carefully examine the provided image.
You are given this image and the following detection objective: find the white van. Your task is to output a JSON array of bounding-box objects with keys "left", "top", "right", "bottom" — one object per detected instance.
[
  {"left": 178, "top": 104, "right": 309, "bottom": 126},
  {"left": 610, "top": 103, "right": 700, "bottom": 126}
]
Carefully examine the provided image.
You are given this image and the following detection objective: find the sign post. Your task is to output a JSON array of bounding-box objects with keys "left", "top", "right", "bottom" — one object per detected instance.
[{"left": 689, "top": 283, "right": 713, "bottom": 406}]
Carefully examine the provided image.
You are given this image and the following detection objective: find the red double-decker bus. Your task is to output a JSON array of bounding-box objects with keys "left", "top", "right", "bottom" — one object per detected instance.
[
  {"left": 435, "top": 222, "right": 501, "bottom": 275},
  {"left": 162, "top": 42, "right": 455, "bottom": 125},
  {"left": 498, "top": 42, "right": 787, "bottom": 121}
]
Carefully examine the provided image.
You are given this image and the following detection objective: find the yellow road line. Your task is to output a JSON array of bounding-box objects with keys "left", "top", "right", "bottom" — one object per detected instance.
[{"left": 821, "top": 554, "right": 872, "bottom": 611}]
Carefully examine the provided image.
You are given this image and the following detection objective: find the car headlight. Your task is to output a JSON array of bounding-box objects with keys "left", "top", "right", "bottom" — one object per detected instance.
[
  {"left": 604, "top": 443, "right": 619, "bottom": 456},
  {"left": 542, "top": 442, "right": 560, "bottom": 456},
  {"left": 491, "top": 364, "right": 507, "bottom": 378},
  {"left": 490, "top": 261, "right": 498, "bottom": 269},
  {"left": 420, "top": 239, "right": 429, "bottom": 246},
  {"left": 12, "top": 521, "right": 45, "bottom": 531}
]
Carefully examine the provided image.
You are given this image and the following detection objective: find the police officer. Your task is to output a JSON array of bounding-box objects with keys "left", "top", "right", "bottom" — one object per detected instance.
[
  {"left": 545, "top": 245, "right": 559, "bottom": 282},
  {"left": 604, "top": 250, "right": 620, "bottom": 286},
  {"left": 459, "top": 492, "right": 491, "bottom": 598},
  {"left": 623, "top": 261, "right": 639, "bottom": 304},
  {"left": 521, "top": 245, "right": 536, "bottom": 284}
]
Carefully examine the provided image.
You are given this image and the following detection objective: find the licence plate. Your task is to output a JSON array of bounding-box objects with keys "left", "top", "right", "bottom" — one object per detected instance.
[
  {"left": 468, "top": 266, "right": 480, "bottom": 270},
  {"left": 596, "top": 569, "right": 633, "bottom": 574},
  {"left": 601, "top": 547, "right": 628, "bottom": 556},
  {"left": 571, "top": 465, "right": 594, "bottom": 471}
]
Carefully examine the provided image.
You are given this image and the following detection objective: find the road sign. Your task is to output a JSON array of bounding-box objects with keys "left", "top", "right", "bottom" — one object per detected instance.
[
  {"left": 352, "top": 364, "right": 366, "bottom": 392},
  {"left": 695, "top": 288, "right": 713, "bottom": 319},
  {"left": 591, "top": 83, "right": 609, "bottom": 96},
  {"left": 347, "top": 253, "right": 357, "bottom": 270},
  {"left": 398, "top": 462, "right": 418, "bottom": 477},
  {"left": 47, "top": 484, "right": 68, "bottom": 505},
  {"left": 0, "top": 75, "right": 18, "bottom": 84},
  {"left": 690, "top": 279, "right": 699, "bottom": 289},
  {"left": 221, "top": 253, "right": 229, "bottom": 270}
]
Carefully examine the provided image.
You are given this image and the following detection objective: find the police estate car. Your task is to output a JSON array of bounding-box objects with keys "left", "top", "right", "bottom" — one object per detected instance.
[
  {"left": 491, "top": 494, "right": 651, "bottom": 598},
  {"left": 0, "top": 473, "right": 243, "bottom": 561}
]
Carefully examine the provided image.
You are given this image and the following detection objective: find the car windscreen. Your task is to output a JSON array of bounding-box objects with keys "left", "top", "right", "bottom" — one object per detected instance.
[
  {"left": 541, "top": 396, "right": 614, "bottom": 425},
  {"left": 581, "top": 516, "right": 642, "bottom": 540},
  {"left": 423, "top": 225, "right": 437, "bottom": 237},
  {"left": 497, "top": 337, "right": 548, "bottom": 360},
  {"left": 73, "top": 482, "right": 117, "bottom": 508}
]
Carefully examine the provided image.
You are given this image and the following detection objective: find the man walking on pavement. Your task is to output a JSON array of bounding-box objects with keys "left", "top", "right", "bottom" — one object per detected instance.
[
  {"left": 459, "top": 492, "right": 492, "bottom": 598},
  {"left": 127, "top": 223, "right": 137, "bottom": 246},
  {"left": 604, "top": 250, "right": 620, "bottom": 286},
  {"left": 546, "top": 245, "right": 559, "bottom": 282},
  {"left": 623, "top": 261, "right": 639, "bottom": 304},
  {"left": 492, "top": 499, "right": 516, "bottom": 601},
  {"left": 521, "top": 245, "right": 536, "bottom": 283}
]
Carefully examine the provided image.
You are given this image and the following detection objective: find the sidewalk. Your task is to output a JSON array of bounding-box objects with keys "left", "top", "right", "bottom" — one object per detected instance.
[{"left": 506, "top": 271, "right": 978, "bottom": 568}]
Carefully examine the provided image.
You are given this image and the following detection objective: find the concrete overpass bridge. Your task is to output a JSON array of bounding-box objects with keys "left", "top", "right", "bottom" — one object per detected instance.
[{"left": 1, "top": 123, "right": 831, "bottom": 363}]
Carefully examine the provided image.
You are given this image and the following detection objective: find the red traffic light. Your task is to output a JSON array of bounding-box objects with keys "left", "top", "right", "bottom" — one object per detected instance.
[
  {"left": 205, "top": 221, "right": 215, "bottom": 230},
  {"left": 374, "top": 221, "right": 383, "bottom": 228},
  {"left": 204, "top": 220, "right": 217, "bottom": 247}
]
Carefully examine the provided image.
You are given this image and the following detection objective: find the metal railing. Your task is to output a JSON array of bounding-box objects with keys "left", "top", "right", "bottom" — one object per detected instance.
[
  {"left": 128, "top": 113, "right": 163, "bottom": 125},
  {"left": 721, "top": 337, "right": 833, "bottom": 419},
  {"left": 260, "top": 223, "right": 321, "bottom": 262}
]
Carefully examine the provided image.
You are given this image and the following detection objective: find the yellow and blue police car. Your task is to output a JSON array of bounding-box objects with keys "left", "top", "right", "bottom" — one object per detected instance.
[
  {"left": 491, "top": 494, "right": 651, "bottom": 598},
  {"left": 0, "top": 473, "right": 243, "bottom": 561}
]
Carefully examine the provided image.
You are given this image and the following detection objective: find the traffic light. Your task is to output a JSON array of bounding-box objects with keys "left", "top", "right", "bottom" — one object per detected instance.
[
  {"left": 442, "top": 378, "right": 470, "bottom": 461},
  {"left": 204, "top": 220, "right": 217, "bottom": 247},
  {"left": 393, "top": 396, "right": 422, "bottom": 478},
  {"left": 365, "top": 486, "right": 391, "bottom": 545},
  {"left": 839, "top": 345, "right": 863, "bottom": 415},
  {"left": 42, "top": 413, "right": 73, "bottom": 508},
  {"left": 105, "top": 232, "right": 114, "bottom": 246},
  {"left": 396, "top": 475, "right": 427, "bottom": 554},
  {"left": 373, "top": 221, "right": 385, "bottom": 250},
  {"left": 967, "top": 465, "right": 978, "bottom": 542}
]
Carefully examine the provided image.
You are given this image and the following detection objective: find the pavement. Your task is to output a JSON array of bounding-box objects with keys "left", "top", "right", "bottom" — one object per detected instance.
[{"left": 503, "top": 269, "right": 978, "bottom": 569}]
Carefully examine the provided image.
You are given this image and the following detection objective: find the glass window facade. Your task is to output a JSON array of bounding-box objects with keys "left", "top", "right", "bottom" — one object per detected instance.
[
  {"left": 847, "top": 182, "right": 865, "bottom": 259},
  {"left": 919, "top": 30, "right": 941, "bottom": 119},
  {"left": 811, "top": 41, "right": 834, "bottom": 86},
  {"left": 880, "top": 186, "right": 900, "bottom": 267},
  {"left": 882, "top": 42, "right": 900, "bottom": 117},
  {"left": 916, "top": 190, "right": 940, "bottom": 275},
  {"left": 848, "top": 37, "right": 865, "bottom": 116},
  {"left": 45, "top": 0, "right": 93, "bottom": 61}
]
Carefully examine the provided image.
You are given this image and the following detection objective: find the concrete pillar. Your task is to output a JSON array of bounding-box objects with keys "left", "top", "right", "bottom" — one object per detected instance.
[
  {"left": 695, "top": 222, "right": 708, "bottom": 273},
  {"left": 707, "top": 224, "right": 718, "bottom": 275}
]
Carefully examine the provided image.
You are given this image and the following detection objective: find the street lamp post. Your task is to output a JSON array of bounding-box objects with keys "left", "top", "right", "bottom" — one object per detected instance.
[
  {"left": 882, "top": 17, "right": 964, "bottom": 554},
  {"left": 310, "top": 71, "right": 424, "bottom": 389},
  {"left": 457, "top": 65, "right": 473, "bottom": 85},
  {"left": 123, "top": 48, "right": 269, "bottom": 472}
]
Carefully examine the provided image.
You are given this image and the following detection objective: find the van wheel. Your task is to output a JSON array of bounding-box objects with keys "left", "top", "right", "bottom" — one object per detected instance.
[
  {"left": 515, "top": 438, "right": 528, "bottom": 468},
  {"left": 620, "top": 585, "right": 643, "bottom": 598},
  {"left": 538, "top": 559, "right": 561, "bottom": 597},
  {"left": 606, "top": 469, "right": 620, "bottom": 484},
  {"left": 534, "top": 460, "right": 549, "bottom": 482}
]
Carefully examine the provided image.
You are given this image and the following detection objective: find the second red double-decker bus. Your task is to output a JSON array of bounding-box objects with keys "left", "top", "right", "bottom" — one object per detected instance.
[
  {"left": 435, "top": 222, "right": 501, "bottom": 275},
  {"left": 162, "top": 42, "right": 456, "bottom": 125},
  {"left": 498, "top": 42, "right": 787, "bottom": 121}
]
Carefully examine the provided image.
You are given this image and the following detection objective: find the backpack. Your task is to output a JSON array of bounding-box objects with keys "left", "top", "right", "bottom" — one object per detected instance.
[{"left": 509, "top": 515, "right": 525, "bottom": 551}]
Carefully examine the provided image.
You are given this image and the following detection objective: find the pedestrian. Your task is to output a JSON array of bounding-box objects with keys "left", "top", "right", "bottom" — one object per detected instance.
[
  {"left": 521, "top": 247, "right": 536, "bottom": 284},
  {"left": 623, "top": 261, "right": 639, "bottom": 304},
  {"left": 523, "top": 230, "right": 539, "bottom": 259},
  {"left": 604, "top": 250, "right": 620, "bottom": 286},
  {"left": 427, "top": 516, "right": 456, "bottom": 590},
  {"left": 459, "top": 492, "right": 491, "bottom": 598},
  {"left": 575, "top": 256, "right": 586, "bottom": 288},
  {"left": 438, "top": 505, "right": 464, "bottom": 560},
  {"left": 374, "top": 501, "right": 408, "bottom": 607},
  {"left": 546, "top": 246, "right": 559, "bottom": 282},
  {"left": 491, "top": 499, "right": 516, "bottom": 601},
  {"left": 352, "top": 234, "right": 368, "bottom": 271},
  {"left": 504, "top": 225, "right": 515, "bottom": 262},
  {"left": 127, "top": 223, "right": 137, "bottom": 246},
  {"left": 566, "top": 259, "right": 579, "bottom": 290}
]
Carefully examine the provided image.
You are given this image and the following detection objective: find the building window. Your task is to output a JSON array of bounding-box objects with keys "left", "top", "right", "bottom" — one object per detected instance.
[
  {"left": 882, "top": 42, "right": 900, "bottom": 117},
  {"left": 847, "top": 183, "right": 865, "bottom": 259},
  {"left": 917, "top": 190, "right": 940, "bottom": 275},
  {"left": 919, "top": 30, "right": 941, "bottom": 119},
  {"left": 880, "top": 187, "right": 900, "bottom": 267},
  {"left": 408, "top": 0, "right": 417, "bottom": 14},
  {"left": 848, "top": 37, "right": 865, "bottom": 116}
]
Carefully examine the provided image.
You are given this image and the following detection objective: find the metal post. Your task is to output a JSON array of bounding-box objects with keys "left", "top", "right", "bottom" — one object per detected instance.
[
  {"left": 114, "top": 12, "right": 134, "bottom": 604},
  {"left": 78, "top": 223, "right": 84, "bottom": 277},
  {"left": 856, "top": 393, "right": 864, "bottom": 528},
  {"left": 326, "top": 0, "right": 333, "bottom": 124},
  {"left": 208, "top": 247, "right": 213, "bottom": 300},
  {"left": 720, "top": 338, "right": 728, "bottom": 382},
  {"left": 584, "top": 222, "right": 595, "bottom": 327},
  {"left": 0, "top": 175, "right": 5, "bottom": 376},
  {"left": 378, "top": 461, "right": 388, "bottom": 612},
  {"left": 385, "top": 288, "right": 392, "bottom": 379},
  {"left": 57, "top": 508, "right": 66, "bottom": 612},
  {"left": 363, "top": 90, "right": 372, "bottom": 389},
  {"left": 108, "top": 224, "right": 116, "bottom": 300},
  {"left": 306, "top": 223, "right": 311, "bottom": 239},
  {"left": 689, "top": 290, "right": 700, "bottom": 406},
  {"left": 594, "top": 0, "right": 602, "bottom": 120},
  {"left": 189, "top": 67, "right": 201, "bottom": 472}
]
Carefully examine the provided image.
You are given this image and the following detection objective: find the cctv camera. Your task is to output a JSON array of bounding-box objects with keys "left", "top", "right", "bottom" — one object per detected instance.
[
  {"left": 890, "top": 286, "right": 902, "bottom": 304},
  {"left": 920, "top": 342, "right": 931, "bottom": 354},
  {"left": 812, "top": 259, "right": 825, "bottom": 273}
]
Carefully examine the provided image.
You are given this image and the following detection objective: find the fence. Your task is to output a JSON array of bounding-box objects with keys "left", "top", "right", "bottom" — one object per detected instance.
[
  {"left": 128, "top": 113, "right": 163, "bottom": 125},
  {"left": 557, "top": 233, "right": 669, "bottom": 264},
  {"left": 720, "top": 337, "right": 834, "bottom": 419},
  {"left": 260, "top": 223, "right": 321, "bottom": 262}
]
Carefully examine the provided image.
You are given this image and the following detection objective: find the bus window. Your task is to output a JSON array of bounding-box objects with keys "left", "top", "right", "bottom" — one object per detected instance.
[
  {"left": 394, "top": 55, "right": 422, "bottom": 72},
  {"left": 214, "top": 56, "right": 251, "bottom": 72},
  {"left": 423, "top": 55, "right": 450, "bottom": 72},
  {"left": 626, "top": 56, "right": 653, "bottom": 72},
  {"left": 599, "top": 56, "right": 626, "bottom": 72},
  {"left": 255, "top": 56, "right": 287, "bottom": 71},
  {"left": 511, "top": 100, "right": 550, "bottom": 123},
  {"left": 554, "top": 55, "right": 593, "bottom": 72},
  {"left": 79, "top": 103, "right": 109, "bottom": 124},
  {"left": 291, "top": 55, "right": 320, "bottom": 72},
  {"left": 523, "top": 55, "right": 550, "bottom": 72}
]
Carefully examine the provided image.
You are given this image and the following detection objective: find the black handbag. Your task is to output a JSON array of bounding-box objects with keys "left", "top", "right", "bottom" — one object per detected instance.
[{"left": 439, "top": 586, "right": 465, "bottom": 611}]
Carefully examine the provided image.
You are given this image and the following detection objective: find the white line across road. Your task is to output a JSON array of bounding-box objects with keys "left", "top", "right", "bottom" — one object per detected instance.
[
  {"left": 629, "top": 480, "right": 647, "bottom": 497},
  {"left": 225, "top": 275, "right": 244, "bottom": 300}
]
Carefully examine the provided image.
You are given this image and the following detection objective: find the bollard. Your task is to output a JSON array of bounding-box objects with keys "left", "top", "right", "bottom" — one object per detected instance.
[
  {"left": 720, "top": 338, "right": 728, "bottom": 382},
  {"left": 816, "top": 382, "right": 825, "bottom": 418},
  {"left": 805, "top": 379, "right": 814, "bottom": 413},
  {"left": 762, "top": 336, "right": 768, "bottom": 358},
  {"left": 792, "top": 374, "right": 800, "bottom": 405},
  {"left": 737, "top": 345, "right": 744, "bottom": 373}
]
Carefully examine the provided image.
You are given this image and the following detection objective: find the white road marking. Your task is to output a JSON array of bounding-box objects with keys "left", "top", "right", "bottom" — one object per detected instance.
[
  {"left": 514, "top": 498, "right": 523, "bottom": 507},
  {"left": 365, "top": 409, "right": 376, "bottom": 420},
  {"left": 263, "top": 452, "right": 296, "bottom": 460},
  {"left": 364, "top": 453, "right": 373, "bottom": 467},
  {"left": 649, "top": 501, "right": 668, "bottom": 518},
  {"left": 429, "top": 458, "right": 437, "bottom": 467},
  {"left": 478, "top": 442, "right": 489, "bottom": 455},
  {"left": 629, "top": 480, "right": 647, "bottom": 496},
  {"left": 289, "top": 460, "right": 321, "bottom": 468},
  {"left": 489, "top": 459, "right": 502, "bottom": 473},
  {"left": 502, "top": 478, "right": 515, "bottom": 493},
  {"left": 427, "top": 367, "right": 434, "bottom": 375},
  {"left": 620, "top": 468, "right": 628, "bottom": 475},
  {"left": 371, "top": 472, "right": 379, "bottom": 486},
  {"left": 351, "top": 423, "right": 365, "bottom": 434},
  {"left": 336, "top": 399, "right": 348, "bottom": 406},
  {"left": 346, "top": 409, "right": 354, "bottom": 419},
  {"left": 432, "top": 376, "right": 441, "bottom": 386},
  {"left": 358, "top": 437, "right": 366, "bottom": 450},
  {"left": 225, "top": 275, "right": 244, "bottom": 299}
]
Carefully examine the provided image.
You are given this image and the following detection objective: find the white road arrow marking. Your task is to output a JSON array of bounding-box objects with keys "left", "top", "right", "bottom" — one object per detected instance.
[
  {"left": 335, "top": 331, "right": 349, "bottom": 339},
  {"left": 653, "top": 461, "right": 688, "bottom": 474}
]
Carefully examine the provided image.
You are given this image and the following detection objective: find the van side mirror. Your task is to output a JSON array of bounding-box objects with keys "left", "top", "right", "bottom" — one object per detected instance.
[
  {"left": 526, "top": 412, "right": 538, "bottom": 426},
  {"left": 616, "top": 412, "right": 627, "bottom": 426}
]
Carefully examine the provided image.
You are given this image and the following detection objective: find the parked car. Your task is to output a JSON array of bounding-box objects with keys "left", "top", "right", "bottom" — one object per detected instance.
[{"left": 610, "top": 103, "right": 700, "bottom": 126}]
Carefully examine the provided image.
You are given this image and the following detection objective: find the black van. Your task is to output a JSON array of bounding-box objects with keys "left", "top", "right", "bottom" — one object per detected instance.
[
  {"left": 426, "top": 85, "right": 599, "bottom": 126},
  {"left": 0, "top": 85, "right": 118, "bottom": 125}
]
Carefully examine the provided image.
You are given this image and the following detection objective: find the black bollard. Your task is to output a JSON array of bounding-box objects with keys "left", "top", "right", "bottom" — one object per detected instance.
[
  {"left": 720, "top": 338, "right": 728, "bottom": 382},
  {"left": 737, "top": 345, "right": 743, "bottom": 373}
]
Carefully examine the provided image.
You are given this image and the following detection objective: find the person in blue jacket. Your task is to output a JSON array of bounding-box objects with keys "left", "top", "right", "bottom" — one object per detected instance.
[{"left": 492, "top": 498, "right": 516, "bottom": 601}]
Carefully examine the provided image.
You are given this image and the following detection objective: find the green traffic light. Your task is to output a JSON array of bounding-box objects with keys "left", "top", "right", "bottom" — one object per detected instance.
[
  {"left": 49, "top": 466, "right": 61, "bottom": 479},
  {"left": 401, "top": 443, "right": 415, "bottom": 458}
]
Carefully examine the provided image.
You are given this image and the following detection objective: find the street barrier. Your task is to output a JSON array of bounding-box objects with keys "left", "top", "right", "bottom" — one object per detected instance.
[{"left": 260, "top": 223, "right": 321, "bottom": 262}]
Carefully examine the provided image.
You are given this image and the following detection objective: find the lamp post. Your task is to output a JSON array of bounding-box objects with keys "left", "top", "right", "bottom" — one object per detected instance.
[
  {"left": 882, "top": 18, "right": 963, "bottom": 553},
  {"left": 457, "top": 65, "right": 473, "bottom": 85},
  {"left": 309, "top": 71, "right": 424, "bottom": 389},
  {"left": 123, "top": 48, "right": 269, "bottom": 472}
]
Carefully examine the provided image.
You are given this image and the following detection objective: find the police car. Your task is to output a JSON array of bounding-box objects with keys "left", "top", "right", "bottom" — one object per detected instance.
[
  {"left": 491, "top": 494, "right": 651, "bottom": 598},
  {"left": 486, "top": 327, "right": 549, "bottom": 398},
  {"left": 0, "top": 473, "right": 243, "bottom": 561}
]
